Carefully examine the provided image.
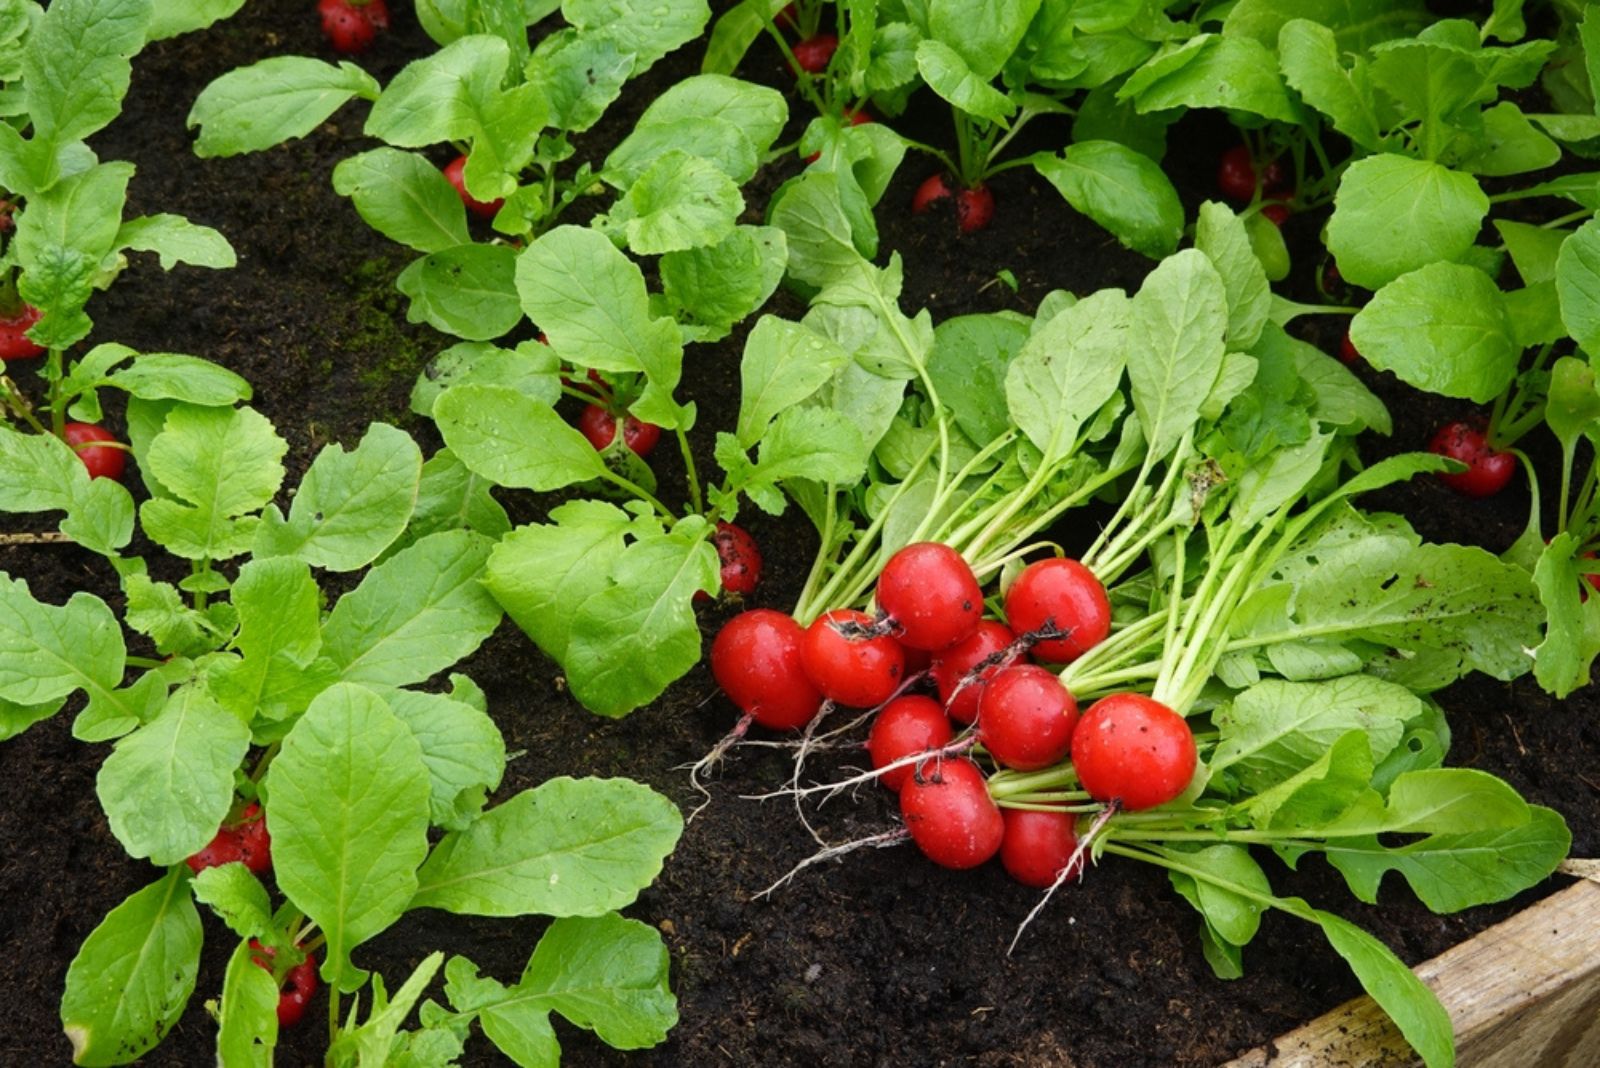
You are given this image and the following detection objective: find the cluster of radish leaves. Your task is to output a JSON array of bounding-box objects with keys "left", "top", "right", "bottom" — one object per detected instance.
[
  {"left": 0, "top": 0, "right": 239, "bottom": 436},
  {"left": 751, "top": 176, "right": 1564, "bottom": 1067},
  {"left": 186, "top": 0, "right": 797, "bottom": 344},
  {"left": 0, "top": 393, "right": 681, "bottom": 1064}
]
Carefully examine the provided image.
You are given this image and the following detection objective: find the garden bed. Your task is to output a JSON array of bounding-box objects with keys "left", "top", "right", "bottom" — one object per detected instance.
[{"left": 2, "top": 2, "right": 1598, "bottom": 1066}]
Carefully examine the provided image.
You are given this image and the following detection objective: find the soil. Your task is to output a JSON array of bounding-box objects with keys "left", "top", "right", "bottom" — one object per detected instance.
[{"left": 2, "top": 3, "right": 1598, "bottom": 1067}]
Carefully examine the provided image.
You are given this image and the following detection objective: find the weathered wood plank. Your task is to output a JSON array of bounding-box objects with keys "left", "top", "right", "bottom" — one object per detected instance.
[{"left": 1225, "top": 879, "right": 1600, "bottom": 1067}]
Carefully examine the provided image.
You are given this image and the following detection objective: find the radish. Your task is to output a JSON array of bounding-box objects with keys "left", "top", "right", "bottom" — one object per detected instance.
[
  {"left": 867, "top": 695, "right": 954, "bottom": 792},
  {"left": 711, "top": 609, "right": 823, "bottom": 731},
  {"left": 184, "top": 801, "right": 270, "bottom": 875},
  {"left": 442, "top": 155, "right": 503, "bottom": 221},
  {"left": 999, "top": 808, "right": 1082, "bottom": 888},
  {"left": 1072, "top": 693, "right": 1196, "bottom": 811},
  {"left": 577, "top": 403, "right": 662, "bottom": 458},
  {"left": 931, "top": 620, "right": 1018, "bottom": 725},
  {"left": 249, "top": 941, "right": 319, "bottom": 1027},
  {"left": 1260, "top": 202, "right": 1291, "bottom": 227},
  {"left": 792, "top": 34, "right": 837, "bottom": 74},
  {"left": 0, "top": 304, "right": 43, "bottom": 361},
  {"left": 912, "top": 174, "right": 995, "bottom": 233},
  {"left": 1338, "top": 327, "right": 1361, "bottom": 365},
  {"left": 62, "top": 423, "right": 126, "bottom": 482},
  {"left": 1003, "top": 557, "right": 1111, "bottom": 664},
  {"left": 874, "top": 542, "right": 983, "bottom": 651},
  {"left": 976, "top": 664, "right": 1078, "bottom": 771},
  {"left": 899, "top": 758, "right": 1003, "bottom": 869},
  {"left": 801, "top": 609, "right": 905, "bottom": 708},
  {"left": 1217, "top": 145, "right": 1289, "bottom": 204},
  {"left": 318, "top": 0, "right": 388, "bottom": 55},
  {"left": 711, "top": 521, "right": 762, "bottom": 598},
  {"left": 1428, "top": 421, "right": 1515, "bottom": 497}
]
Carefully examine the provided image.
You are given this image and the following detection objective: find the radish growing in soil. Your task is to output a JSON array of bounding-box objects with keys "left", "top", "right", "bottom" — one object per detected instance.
[
  {"left": 249, "top": 941, "right": 319, "bottom": 1027},
  {"left": 801, "top": 608, "right": 906, "bottom": 708},
  {"left": 874, "top": 541, "right": 984, "bottom": 651},
  {"left": 442, "top": 155, "right": 503, "bottom": 220},
  {"left": 999, "top": 807, "right": 1082, "bottom": 888},
  {"left": 791, "top": 34, "right": 838, "bottom": 74},
  {"left": 1070, "top": 693, "right": 1195, "bottom": 811},
  {"left": 931, "top": 620, "right": 1019, "bottom": 725},
  {"left": 710, "top": 521, "right": 762, "bottom": 598},
  {"left": 318, "top": 0, "right": 388, "bottom": 54},
  {"left": 711, "top": 609, "right": 823, "bottom": 731},
  {"left": 1003, "top": 558, "right": 1111, "bottom": 664},
  {"left": 976, "top": 664, "right": 1079, "bottom": 771},
  {"left": 0, "top": 304, "right": 43, "bottom": 361},
  {"left": 899, "top": 758, "right": 1003, "bottom": 869},
  {"left": 578, "top": 403, "right": 662, "bottom": 458},
  {"left": 62, "top": 423, "right": 126, "bottom": 481},
  {"left": 867, "top": 695, "right": 954, "bottom": 791},
  {"left": 912, "top": 174, "right": 995, "bottom": 234},
  {"left": 1428, "top": 421, "right": 1515, "bottom": 497}
]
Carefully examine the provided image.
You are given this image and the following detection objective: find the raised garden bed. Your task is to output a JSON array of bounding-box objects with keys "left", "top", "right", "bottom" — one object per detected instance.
[{"left": 1, "top": 2, "right": 1598, "bottom": 1066}]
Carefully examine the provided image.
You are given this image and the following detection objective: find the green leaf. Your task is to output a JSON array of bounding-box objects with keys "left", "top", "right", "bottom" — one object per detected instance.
[
  {"left": 927, "top": 314, "right": 1031, "bottom": 446},
  {"left": 415, "top": 777, "right": 681, "bottom": 916},
  {"left": 366, "top": 36, "right": 510, "bottom": 147},
  {"left": 190, "top": 863, "right": 276, "bottom": 940},
  {"left": 396, "top": 243, "right": 523, "bottom": 342},
  {"left": 400, "top": 447, "right": 512, "bottom": 548},
  {"left": 770, "top": 171, "right": 867, "bottom": 289},
  {"left": 0, "top": 423, "right": 92, "bottom": 515},
  {"left": 735, "top": 316, "right": 851, "bottom": 447},
  {"left": 435, "top": 383, "right": 607, "bottom": 491},
  {"left": 1121, "top": 35, "right": 1297, "bottom": 122},
  {"left": 206, "top": 556, "right": 329, "bottom": 725},
  {"left": 0, "top": 573, "right": 133, "bottom": 729},
  {"left": 1033, "top": 141, "right": 1183, "bottom": 259},
  {"left": 214, "top": 940, "right": 278, "bottom": 1067},
  {"left": 1226, "top": 0, "right": 1427, "bottom": 52},
  {"left": 322, "top": 530, "right": 502, "bottom": 689},
  {"left": 1530, "top": 531, "right": 1600, "bottom": 698},
  {"left": 265, "top": 683, "right": 432, "bottom": 991},
  {"left": 24, "top": 0, "right": 151, "bottom": 154},
  {"left": 1327, "top": 157, "right": 1489, "bottom": 290},
  {"left": 1557, "top": 218, "right": 1600, "bottom": 354},
  {"left": 105, "top": 353, "right": 253, "bottom": 406},
  {"left": 528, "top": 29, "right": 632, "bottom": 134},
  {"left": 116, "top": 214, "right": 237, "bottom": 269},
  {"left": 332, "top": 148, "right": 472, "bottom": 254},
  {"left": 1169, "top": 844, "right": 1271, "bottom": 947},
  {"left": 1495, "top": 219, "right": 1567, "bottom": 286},
  {"left": 382, "top": 688, "right": 506, "bottom": 831},
  {"left": 410, "top": 340, "right": 560, "bottom": 419},
  {"left": 564, "top": 0, "right": 710, "bottom": 74},
  {"left": 96, "top": 686, "right": 251, "bottom": 864},
  {"left": 1245, "top": 730, "right": 1376, "bottom": 831},
  {"left": 189, "top": 57, "right": 380, "bottom": 157},
  {"left": 1349, "top": 263, "right": 1518, "bottom": 403},
  {"left": 147, "top": 0, "right": 246, "bottom": 41},
  {"left": 1325, "top": 805, "right": 1570, "bottom": 912},
  {"left": 1210, "top": 676, "right": 1419, "bottom": 794},
  {"left": 61, "top": 869, "right": 201, "bottom": 1067},
  {"left": 915, "top": 39, "right": 1016, "bottom": 123},
  {"left": 139, "top": 405, "right": 287, "bottom": 561},
  {"left": 255, "top": 423, "right": 423, "bottom": 572},
  {"left": 516, "top": 226, "right": 685, "bottom": 429},
  {"left": 658, "top": 225, "right": 788, "bottom": 342},
  {"left": 1277, "top": 19, "right": 1383, "bottom": 151},
  {"left": 1005, "top": 289, "right": 1129, "bottom": 461},
  {"left": 927, "top": 0, "right": 1040, "bottom": 81},
  {"left": 1195, "top": 201, "right": 1271, "bottom": 351},
  {"left": 1127, "top": 249, "right": 1229, "bottom": 457},
  {"left": 602, "top": 150, "right": 742, "bottom": 255},
  {"left": 1464, "top": 101, "right": 1560, "bottom": 176},
  {"left": 1312, "top": 910, "right": 1453, "bottom": 1068}
]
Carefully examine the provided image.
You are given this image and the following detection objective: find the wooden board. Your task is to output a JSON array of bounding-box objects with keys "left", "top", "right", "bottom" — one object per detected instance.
[{"left": 1225, "top": 879, "right": 1600, "bottom": 1068}]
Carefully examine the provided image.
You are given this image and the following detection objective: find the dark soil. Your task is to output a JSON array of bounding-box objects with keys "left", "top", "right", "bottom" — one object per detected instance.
[{"left": 2, "top": 3, "right": 1597, "bottom": 1067}]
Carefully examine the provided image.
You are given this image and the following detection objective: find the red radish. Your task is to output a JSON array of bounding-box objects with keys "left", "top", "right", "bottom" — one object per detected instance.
[
  {"left": 710, "top": 521, "right": 762, "bottom": 597},
  {"left": 899, "top": 758, "right": 1003, "bottom": 869},
  {"left": 867, "top": 695, "right": 954, "bottom": 792},
  {"left": 792, "top": 34, "right": 837, "bottom": 74},
  {"left": 912, "top": 173, "right": 954, "bottom": 215},
  {"left": 1072, "top": 693, "right": 1196, "bottom": 811},
  {"left": 62, "top": 423, "right": 125, "bottom": 482},
  {"left": 1003, "top": 558, "right": 1110, "bottom": 664},
  {"left": 976, "top": 664, "right": 1078, "bottom": 771},
  {"left": 1216, "top": 145, "right": 1257, "bottom": 202},
  {"left": 250, "top": 941, "right": 319, "bottom": 1027},
  {"left": 1000, "top": 807, "right": 1082, "bottom": 888},
  {"left": 234, "top": 802, "right": 271, "bottom": 876},
  {"left": 1428, "top": 421, "right": 1515, "bottom": 497},
  {"left": 442, "top": 155, "right": 503, "bottom": 221},
  {"left": 874, "top": 542, "right": 983, "bottom": 651},
  {"left": 1338, "top": 327, "right": 1361, "bottom": 365},
  {"left": 711, "top": 609, "right": 823, "bottom": 731},
  {"left": 776, "top": 2, "right": 798, "bottom": 29},
  {"left": 0, "top": 304, "right": 44, "bottom": 361},
  {"left": 800, "top": 608, "right": 905, "bottom": 708},
  {"left": 931, "top": 620, "right": 1018, "bottom": 725},
  {"left": 1260, "top": 202, "right": 1291, "bottom": 227},
  {"left": 0, "top": 199, "right": 14, "bottom": 235},
  {"left": 185, "top": 829, "right": 245, "bottom": 874},
  {"left": 318, "top": 0, "right": 388, "bottom": 55},
  {"left": 912, "top": 174, "right": 994, "bottom": 233},
  {"left": 577, "top": 403, "right": 661, "bottom": 458}
]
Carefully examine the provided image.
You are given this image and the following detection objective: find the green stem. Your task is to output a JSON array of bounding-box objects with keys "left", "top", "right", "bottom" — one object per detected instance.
[
  {"left": 45, "top": 348, "right": 64, "bottom": 437},
  {"left": 599, "top": 470, "right": 677, "bottom": 522},
  {"left": 988, "top": 764, "right": 1081, "bottom": 799},
  {"left": 678, "top": 426, "right": 704, "bottom": 515},
  {"left": 125, "top": 655, "right": 166, "bottom": 670}
]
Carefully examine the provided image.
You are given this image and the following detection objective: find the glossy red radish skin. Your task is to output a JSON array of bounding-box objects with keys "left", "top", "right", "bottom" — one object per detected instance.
[
  {"left": 711, "top": 609, "right": 823, "bottom": 731},
  {"left": 875, "top": 542, "right": 983, "bottom": 651},
  {"left": 234, "top": 802, "right": 271, "bottom": 875},
  {"left": 912, "top": 173, "right": 954, "bottom": 215},
  {"left": 251, "top": 941, "right": 319, "bottom": 1027},
  {"left": 442, "top": 155, "right": 504, "bottom": 220},
  {"left": 63, "top": 423, "right": 126, "bottom": 481},
  {"left": 955, "top": 185, "right": 995, "bottom": 233},
  {"left": 867, "top": 695, "right": 954, "bottom": 792},
  {"left": 0, "top": 304, "right": 44, "bottom": 361},
  {"left": 1000, "top": 807, "right": 1082, "bottom": 888},
  {"left": 577, "top": 403, "right": 662, "bottom": 458},
  {"left": 899, "top": 758, "right": 1003, "bottom": 869},
  {"left": 1072, "top": 693, "right": 1196, "bottom": 811},
  {"left": 932, "top": 621, "right": 1018, "bottom": 725},
  {"left": 1216, "top": 145, "right": 1257, "bottom": 202},
  {"left": 1338, "top": 328, "right": 1361, "bottom": 365},
  {"left": 792, "top": 34, "right": 838, "bottom": 73},
  {"left": 1261, "top": 202, "right": 1291, "bottom": 227},
  {"left": 801, "top": 609, "right": 905, "bottom": 708},
  {"left": 1003, "top": 558, "right": 1111, "bottom": 663},
  {"left": 318, "top": 0, "right": 388, "bottom": 54},
  {"left": 1428, "top": 421, "right": 1515, "bottom": 497},
  {"left": 711, "top": 522, "right": 762, "bottom": 598},
  {"left": 976, "top": 664, "right": 1078, "bottom": 771}
]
